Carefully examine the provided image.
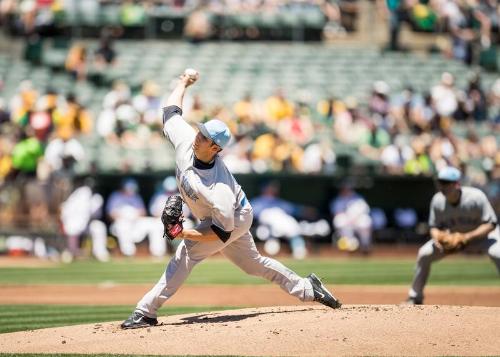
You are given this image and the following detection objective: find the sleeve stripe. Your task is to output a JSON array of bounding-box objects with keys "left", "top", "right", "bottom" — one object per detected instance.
[{"left": 163, "top": 105, "right": 183, "bottom": 125}]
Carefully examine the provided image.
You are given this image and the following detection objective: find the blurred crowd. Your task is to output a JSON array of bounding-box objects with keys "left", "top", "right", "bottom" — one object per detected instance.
[
  {"left": 0, "top": 69, "right": 499, "bottom": 260},
  {"left": 0, "top": 0, "right": 359, "bottom": 41},
  {"left": 0, "top": 0, "right": 498, "bottom": 260},
  {"left": 0, "top": 80, "right": 93, "bottom": 185},
  {"left": 381, "top": 0, "right": 499, "bottom": 66},
  {"left": 1, "top": 70, "right": 499, "bottom": 185}
]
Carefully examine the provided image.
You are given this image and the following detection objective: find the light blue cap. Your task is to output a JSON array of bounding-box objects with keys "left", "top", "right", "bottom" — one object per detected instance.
[
  {"left": 162, "top": 176, "right": 177, "bottom": 192},
  {"left": 122, "top": 178, "right": 138, "bottom": 192},
  {"left": 438, "top": 166, "right": 461, "bottom": 182},
  {"left": 197, "top": 119, "right": 231, "bottom": 149}
]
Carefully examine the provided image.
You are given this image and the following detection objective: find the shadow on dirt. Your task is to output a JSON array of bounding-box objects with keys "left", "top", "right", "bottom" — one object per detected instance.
[{"left": 165, "top": 308, "right": 315, "bottom": 325}]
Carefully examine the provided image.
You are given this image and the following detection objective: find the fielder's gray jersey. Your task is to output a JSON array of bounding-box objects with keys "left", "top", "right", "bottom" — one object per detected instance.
[
  {"left": 429, "top": 186, "right": 499, "bottom": 240},
  {"left": 162, "top": 106, "right": 248, "bottom": 238}
]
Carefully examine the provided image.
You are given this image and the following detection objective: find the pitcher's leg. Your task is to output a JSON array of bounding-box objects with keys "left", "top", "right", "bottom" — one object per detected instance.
[
  {"left": 409, "top": 239, "right": 446, "bottom": 301},
  {"left": 485, "top": 238, "right": 500, "bottom": 274},
  {"left": 222, "top": 232, "right": 314, "bottom": 301},
  {"left": 135, "top": 237, "right": 228, "bottom": 318},
  {"left": 135, "top": 241, "right": 196, "bottom": 317}
]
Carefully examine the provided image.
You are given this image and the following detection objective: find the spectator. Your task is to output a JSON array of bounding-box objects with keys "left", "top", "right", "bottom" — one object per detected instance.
[
  {"left": 43, "top": 134, "right": 85, "bottom": 175},
  {"left": 330, "top": 182, "right": 373, "bottom": 254},
  {"left": 264, "top": 89, "right": 294, "bottom": 122},
  {"left": 404, "top": 135, "right": 433, "bottom": 175},
  {"left": 0, "top": 98, "right": 9, "bottom": 125},
  {"left": 380, "top": 134, "right": 412, "bottom": 174},
  {"left": 65, "top": 43, "right": 87, "bottom": 81},
  {"left": 446, "top": 0, "right": 478, "bottom": 65},
  {"left": 465, "top": 73, "right": 488, "bottom": 121},
  {"left": 301, "top": 139, "right": 336, "bottom": 173},
  {"left": 52, "top": 93, "right": 93, "bottom": 140},
  {"left": 120, "top": 0, "right": 146, "bottom": 27},
  {"left": 0, "top": 136, "right": 13, "bottom": 183},
  {"left": 132, "top": 80, "right": 162, "bottom": 130},
  {"left": 378, "top": 0, "right": 410, "bottom": 51},
  {"left": 10, "top": 128, "right": 43, "bottom": 178},
  {"left": 106, "top": 178, "right": 165, "bottom": 257},
  {"left": 431, "top": 72, "right": 459, "bottom": 119},
  {"left": 9, "top": 80, "right": 37, "bottom": 126},
  {"left": 369, "top": 81, "right": 391, "bottom": 123},
  {"left": 183, "top": 4, "right": 213, "bottom": 43},
  {"left": 94, "top": 35, "right": 117, "bottom": 70},
  {"left": 60, "top": 178, "right": 110, "bottom": 262}
]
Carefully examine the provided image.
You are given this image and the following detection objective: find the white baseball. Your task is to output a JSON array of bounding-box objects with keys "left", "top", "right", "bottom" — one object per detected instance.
[{"left": 184, "top": 68, "right": 199, "bottom": 80}]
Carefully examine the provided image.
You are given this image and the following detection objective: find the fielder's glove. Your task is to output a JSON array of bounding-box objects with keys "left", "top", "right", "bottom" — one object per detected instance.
[
  {"left": 161, "top": 195, "right": 184, "bottom": 240},
  {"left": 438, "top": 232, "right": 466, "bottom": 252}
]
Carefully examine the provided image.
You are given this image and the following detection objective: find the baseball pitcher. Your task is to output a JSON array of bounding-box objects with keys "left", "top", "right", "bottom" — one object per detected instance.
[
  {"left": 121, "top": 70, "right": 341, "bottom": 329},
  {"left": 406, "top": 166, "right": 500, "bottom": 305}
]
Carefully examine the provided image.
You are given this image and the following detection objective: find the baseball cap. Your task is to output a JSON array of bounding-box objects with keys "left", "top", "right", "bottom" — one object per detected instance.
[
  {"left": 197, "top": 119, "right": 231, "bottom": 149},
  {"left": 122, "top": 178, "right": 138, "bottom": 192},
  {"left": 437, "top": 166, "right": 461, "bottom": 182},
  {"left": 162, "top": 176, "right": 177, "bottom": 192}
]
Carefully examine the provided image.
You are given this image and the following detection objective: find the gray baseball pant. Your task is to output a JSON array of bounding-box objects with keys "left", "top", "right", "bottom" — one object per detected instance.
[
  {"left": 136, "top": 207, "right": 315, "bottom": 318},
  {"left": 409, "top": 237, "right": 500, "bottom": 300}
]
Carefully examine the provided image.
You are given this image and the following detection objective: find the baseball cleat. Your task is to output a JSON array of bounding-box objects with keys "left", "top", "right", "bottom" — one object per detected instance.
[
  {"left": 121, "top": 311, "right": 158, "bottom": 329},
  {"left": 403, "top": 297, "right": 423, "bottom": 305},
  {"left": 307, "top": 273, "right": 342, "bottom": 309}
]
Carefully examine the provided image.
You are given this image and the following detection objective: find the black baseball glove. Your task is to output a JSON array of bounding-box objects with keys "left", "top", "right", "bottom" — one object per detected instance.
[{"left": 161, "top": 195, "right": 184, "bottom": 240}]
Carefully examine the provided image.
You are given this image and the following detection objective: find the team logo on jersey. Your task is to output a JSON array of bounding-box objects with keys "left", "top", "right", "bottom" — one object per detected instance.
[{"left": 180, "top": 175, "right": 199, "bottom": 202}]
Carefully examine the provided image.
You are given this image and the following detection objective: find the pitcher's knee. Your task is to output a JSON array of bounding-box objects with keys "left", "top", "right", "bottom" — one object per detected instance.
[
  {"left": 488, "top": 241, "right": 500, "bottom": 261},
  {"left": 417, "top": 243, "right": 434, "bottom": 261}
]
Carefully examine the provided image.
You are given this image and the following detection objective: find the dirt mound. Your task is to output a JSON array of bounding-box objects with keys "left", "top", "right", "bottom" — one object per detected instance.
[{"left": 1, "top": 305, "right": 499, "bottom": 356}]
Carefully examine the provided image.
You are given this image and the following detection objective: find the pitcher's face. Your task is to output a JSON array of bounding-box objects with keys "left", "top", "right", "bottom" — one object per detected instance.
[
  {"left": 438, "top": 180, "right": 460, "bottom": 201},
  {"left": 193, "top": 132, "right": 220, "bottom": 158}
]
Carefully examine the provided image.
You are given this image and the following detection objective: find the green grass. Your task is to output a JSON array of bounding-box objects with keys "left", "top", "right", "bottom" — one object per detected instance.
[
  {"left": 0, "top": 257, "right": 498, "bottom": 286},
  {"left": 0, "top": 305, "right": 233, "bottom": 334}
]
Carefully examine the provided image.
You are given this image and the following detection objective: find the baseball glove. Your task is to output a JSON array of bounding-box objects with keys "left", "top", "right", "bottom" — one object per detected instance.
[
  {"left": 438, "top": 232, "right": 466, "bottom": 252},
  {"left": 161, "top": 195, "right": 184, "bottom": 240}
]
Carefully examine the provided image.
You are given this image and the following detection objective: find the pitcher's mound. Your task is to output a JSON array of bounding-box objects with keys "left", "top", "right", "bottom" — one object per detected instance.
[{"left": 1, "top": 305, "right": 499, "bottom": 356}]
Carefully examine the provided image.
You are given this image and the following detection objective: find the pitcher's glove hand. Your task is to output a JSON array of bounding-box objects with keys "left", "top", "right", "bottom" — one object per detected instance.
[
  {"left": 438, "top": 232, "right": 466, "bottom": 252},
  {"left": 161, "top": 195, "right": 184, "bottom": 240}
]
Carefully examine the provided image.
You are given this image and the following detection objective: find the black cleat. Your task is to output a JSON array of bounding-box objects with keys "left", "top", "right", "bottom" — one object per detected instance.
[
  {"left": 307, "top": 273, "right": 342, "bottom": 309},
  {"left": 121, "top": 311, "right": 158, "bottom": 329},
  {"left": 403, "top": 297, "right": 423, "bottom": 305}
]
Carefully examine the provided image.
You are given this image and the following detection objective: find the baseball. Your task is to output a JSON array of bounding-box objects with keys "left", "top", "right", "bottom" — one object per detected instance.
[{"left": 184, "top": 68, "right": 199, "bottom": 80}]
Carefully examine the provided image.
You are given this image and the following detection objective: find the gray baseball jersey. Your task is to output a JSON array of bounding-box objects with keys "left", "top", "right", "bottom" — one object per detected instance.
[
  {"left": 409, "top": 186, "right": 500, "bottom": 300},
  {"left": 162, "top": 106, "right": 248, "bottom": 240},
  {"left": 133, "top": 105, "right": 318, "bottom": 319},
  {"left": 429, "top": 186, "right": 499, "bottom": 240}
]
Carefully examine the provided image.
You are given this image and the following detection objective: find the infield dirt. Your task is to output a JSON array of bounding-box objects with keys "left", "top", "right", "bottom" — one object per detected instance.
[{"left": 1, "top": 305, "right": 499, "bottom": 356}]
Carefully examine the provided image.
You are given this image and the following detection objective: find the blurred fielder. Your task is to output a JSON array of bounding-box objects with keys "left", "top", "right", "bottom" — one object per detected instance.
[
  {"left": 406, "top": 166, "right": 500, "bottom": 305},
  {"left": 60, "top": 179, "right": 109, "bottom": 262},
  {"left": 121, "top": 69, "right": 341, "bottom": 329},
  {"left": 330, "top": 183, "right": 372, "bottom": 254},
  {"left": 106, "top": 178, "right": 165, "bottom": 257}
]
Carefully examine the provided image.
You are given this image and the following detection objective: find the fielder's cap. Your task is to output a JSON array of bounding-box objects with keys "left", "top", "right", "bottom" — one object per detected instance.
[
  {"left": 122, "top": 178, "right": 138, "bottom": 192},
  {"left": 437, "top": 166, "right": 461, "bottom": 182},
  {"left": 197, "top": 119, "right": 231, "bottom": 149},
  {"left": 162, "top": 176, "right": 177, "bottom": 192}
]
